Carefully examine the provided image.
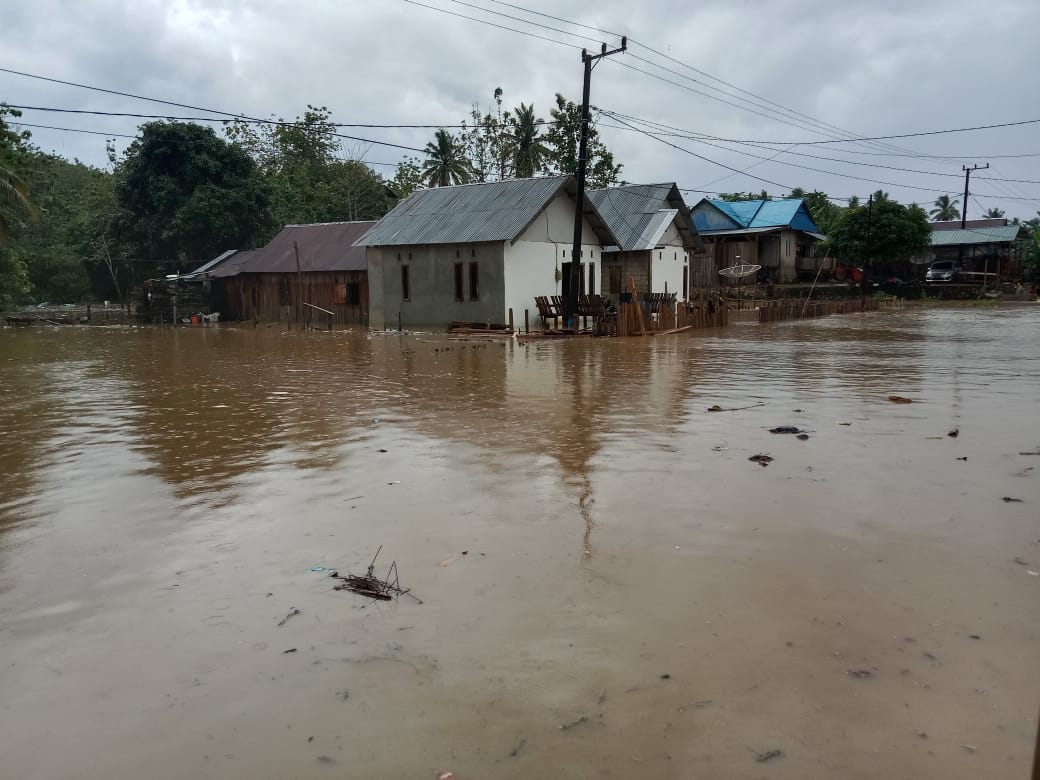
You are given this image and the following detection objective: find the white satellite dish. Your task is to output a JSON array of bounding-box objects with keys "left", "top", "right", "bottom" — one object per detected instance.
[{"left": 718, "top": 264, "right": 762, "bottom": 279}]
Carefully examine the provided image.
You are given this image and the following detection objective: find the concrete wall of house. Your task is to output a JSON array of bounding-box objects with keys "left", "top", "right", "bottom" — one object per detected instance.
[
  {"left": 368, "top": 243, "right": 506, "bottom": 329},
  {"left": 649, "top": 222, "right": 688, "bottom": 299},
  {"left": 503, "top": 191, "right": 606, "bottom": 324}
]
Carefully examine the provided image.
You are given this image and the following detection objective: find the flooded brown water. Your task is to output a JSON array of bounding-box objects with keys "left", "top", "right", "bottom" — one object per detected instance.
[{"left": 0, "top": 307, "right": 1038, "bottom": 779}]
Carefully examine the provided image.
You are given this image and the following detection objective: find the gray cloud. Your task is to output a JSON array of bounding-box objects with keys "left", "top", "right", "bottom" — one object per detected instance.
[{"left": 3, "top": 0, "right": 1037, "bottom": 217}]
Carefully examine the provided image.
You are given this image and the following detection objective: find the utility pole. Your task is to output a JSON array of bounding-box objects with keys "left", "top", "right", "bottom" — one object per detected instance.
[
  {"left": 960, "top": 163, "right": 989, "bottom": 281},
  {"left": 960, "top": 163, "right": 988, "bottom": 229},
  {"left": 567, "top": 37, "right": 626, "bottom": 326}
]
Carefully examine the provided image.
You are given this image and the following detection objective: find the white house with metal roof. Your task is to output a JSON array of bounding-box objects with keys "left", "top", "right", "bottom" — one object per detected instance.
[
  {"left": 355, "top": 175, "right": 618, "bottom": 330},
  {"left": 586, "top": 183, "right": 704, "bottom": 304}
]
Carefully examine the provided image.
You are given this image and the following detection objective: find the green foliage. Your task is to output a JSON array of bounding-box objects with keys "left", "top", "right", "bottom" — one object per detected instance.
[
  {"left": 0, "top": 106, "right": 43, "bottom": 306},
  {"left": 112, "top": 121, "right": 273, "bottom": 278},
  {"left": 828, "top": 195, "right": 932, "bottom": 266},
  {"left": 982, "top": 207, "right": 1005, "bottom": 219},
  {"left": 461, "top": 88, "right": 511, "bottom": 182},
  {"left": 226, "top": 106, "right": 391, "bottom": 227},
  {"left": 930, "top": 194, "right": 960, "bottom": 221},
  {"left": 19, "top": 152, "right": 113, "bottom": 302},
  {"left": 421, "top": 129, "right": 473, "bottom": 187},
  {"left": 717, "top": 190, "right": 770, "bottom": 202},
  {"left": 389, "top": 157, "right": 423, "bottom": 200},
  {"left": 544, "top": 94, "right": 621, "bottom": 188},
  {"left": 511, "top": 102, "right": 550, "bottom": 179}
]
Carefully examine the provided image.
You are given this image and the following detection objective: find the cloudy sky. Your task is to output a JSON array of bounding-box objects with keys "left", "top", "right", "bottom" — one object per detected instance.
[{"left": 3, "top": 0, "right": 1038, "bottom": 219}]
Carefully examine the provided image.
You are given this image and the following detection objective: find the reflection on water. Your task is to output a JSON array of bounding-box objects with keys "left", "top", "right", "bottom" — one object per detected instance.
[
  {"left": 2, "top": 307, "right": 1038, "bottom": 553},
  {"left": 0, "top": 306, "right": 1038, "bottom": 780}
]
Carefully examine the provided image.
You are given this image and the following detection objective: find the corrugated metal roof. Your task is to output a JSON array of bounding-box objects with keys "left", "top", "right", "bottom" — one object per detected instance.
[
  {"left": 207, "top": 250, "right": 260, "bottom": 278},
  {"left": 692, "top": 198, "right": 818, "bottom": 233},
  {"left": 585, "top": 183, "right": 703, "bottom": 251},
  {"left": 929, "top": 225, "right": 1024, "bottom": 246},
  {"left": 235, "top": 221, "right": 375, "bottom": 273},
  {"left": 355, "top": 175, "right": 617, "bottom": 247},
  {"left": 191, "top": 249, "right": 238, "bottom": 276}
]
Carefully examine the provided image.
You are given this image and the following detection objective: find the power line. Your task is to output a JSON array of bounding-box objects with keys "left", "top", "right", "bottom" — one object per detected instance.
[
  {"left": 400, "top": 0, "right": 583, "bottom": 50},
  {"left": 434, "top": 0, "right": 602, "bottom": 47},
  {"left": 4, "top": 105, "right": 429, "bottom": 152},
  {"left": 598, "top": 106, "right": 1040, "bottom": 146},
  {"left": 604, "top": 112, "right": 795, "bottom": 191}
]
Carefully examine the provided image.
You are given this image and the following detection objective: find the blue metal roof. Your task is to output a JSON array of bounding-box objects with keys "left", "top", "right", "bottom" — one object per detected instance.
[{"left": 692, "top": 198, "right": 819, "bottom": 234}]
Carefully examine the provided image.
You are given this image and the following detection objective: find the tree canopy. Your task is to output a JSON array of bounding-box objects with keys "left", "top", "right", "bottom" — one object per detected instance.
[
  {"left": 112, "top": 121, "right": 273, "bottom": 277},
  {"left": 828, "top": 196, "right": 932, "bottom": 266},
  {"left": 930, "top": 194, "right": 960, "bottom": 221}
]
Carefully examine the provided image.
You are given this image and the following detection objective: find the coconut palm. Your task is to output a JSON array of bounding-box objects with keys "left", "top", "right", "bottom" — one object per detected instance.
[
  {"left": 982, "top": 207, "right": 1005, "bottom": 219},
  {"left": 930, "top": 194, "right": 960, "bottom": 221},
  {"left": 510, "top": 103, "right": 550, "bottom": 179},
  {"left": 421, "top": 129, "right": 473, "bottom": 187},
  {"left": 0, "top": 162, "right": 41, "bottom": 244}
]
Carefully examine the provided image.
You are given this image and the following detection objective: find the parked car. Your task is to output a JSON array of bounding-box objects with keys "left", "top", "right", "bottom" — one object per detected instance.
[{"left": 925, "top": 261, "right": 961, "bottom": 282}]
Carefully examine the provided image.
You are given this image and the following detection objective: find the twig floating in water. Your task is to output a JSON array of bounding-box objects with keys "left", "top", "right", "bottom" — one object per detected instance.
[
  {"left": 277, "top": 607, "right": 301, "bottom": 627},
  {"left": 708, "top": 402, "right": 766, "bottom": 413},
  {"left": 330, "top": 548, "right": 423, "bottom": 603},
  {"left": 560, "top": 715, "right": 588, "bottom": 731}
]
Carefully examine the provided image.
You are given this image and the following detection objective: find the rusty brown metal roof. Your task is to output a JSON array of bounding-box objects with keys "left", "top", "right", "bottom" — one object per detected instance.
[
  {"left": 240, "top": 221, "right": 375, "bottom": 274},
  {"left": 931, "top": 218, "right": 1007, "bottom": 231}
]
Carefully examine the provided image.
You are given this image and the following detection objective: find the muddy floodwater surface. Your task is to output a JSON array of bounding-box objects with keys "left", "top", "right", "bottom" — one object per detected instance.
[{"left": 0, "top": 307, "right": 1038, "bottom": 779}]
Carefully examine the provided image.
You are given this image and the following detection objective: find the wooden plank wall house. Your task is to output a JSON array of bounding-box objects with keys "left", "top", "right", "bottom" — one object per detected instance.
[{"left": 209, "top": 221, "right": 374, "bottom": 326}]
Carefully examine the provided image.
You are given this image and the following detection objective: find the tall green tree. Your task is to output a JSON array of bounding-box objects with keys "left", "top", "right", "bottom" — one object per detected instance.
[
  {"left": 421, "top": 129, "right": 473, "bottom": 187},
  {"left": 982, "top": 207, "right": 1005, "bottom": 219},
  {"left": 510, "top": 102, "right": 550, "bottom": 179},
  {"left": 390, "top": 157, "right": 423, "bottom": 200},
  {"left": 930, "top": 194, "right": 960, "bottom": 221},
  {"left": 226, "top": 106, "right": 391, "bottom": 227},
  {"left": 112, "top": 121, "right": 273, "bottom": 280},
  {"left": 544, "top": 94, "right": 621, "bottom": 188},
  {"left": 461, "top": 88, "right": 512, "bottom": 182},
  {"left": 829, "top": 195, "right": 932, "bottom": 267},
  {"left": 0, "top": 106, "right": 42, "bottom": 306}
]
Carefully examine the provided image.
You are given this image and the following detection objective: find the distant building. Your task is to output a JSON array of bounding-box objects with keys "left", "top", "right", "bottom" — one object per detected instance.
[
  {"left": 927, "top": 220, "right": 1028, "bottom": 280},
  {"left": 206, "top": 222, "right": 374, "bottom": 326},
  {"left": 586, "top": 183, "right": 704, "bottom": 302},
  {"left": 689, "top": 198, "right": 825, "bottom": 283},
  {"left": 356, "top": 176, "right": 618, "bottom": 330}
]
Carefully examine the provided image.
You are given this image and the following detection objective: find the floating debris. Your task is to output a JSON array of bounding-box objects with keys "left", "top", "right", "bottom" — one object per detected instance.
[
  {"left": 769, "top": 426, "right": 803, "bottom": 434},
  {"left": 948, "top": 428, "right": 959, "bottom": 438},
  {"left": 331, "top": 547, "right": 423, "bottom": 603},
  {"left": 277, "top": 607, "right": 301, "bottom": 627},
  {"left": 796, "top": 433, "right": 810, "bottom": 441},
  {"left": 1001, "top": 497, "right": 1023, "bottom": 503},
  {"left": 756, "top": 749, "right": 784, "bottom": 763},
  {"left": 749, "top": 454, "right": 773, "bottom": 466},
  {"left": 708, "top": 402, "right": 765, "bottom": 413},
  {"left": 888, "top": 395, "right": 913, "bottom": 404},
  {"left": 560, "top": 715, "right": 589, "bottom": 731},
  {"left": 847, "top": 669, "right": 874, "bottom": 679}
]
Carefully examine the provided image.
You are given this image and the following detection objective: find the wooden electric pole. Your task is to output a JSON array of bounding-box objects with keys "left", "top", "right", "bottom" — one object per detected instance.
[{"left": 567, "top": 37, "right": 626, "bottom": 326}]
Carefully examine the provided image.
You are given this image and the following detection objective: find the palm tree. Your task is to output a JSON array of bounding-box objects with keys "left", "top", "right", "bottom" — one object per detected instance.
[
  {"left": 421, "top": 129, "right": 473, "bottom": 187},
  {"left": 0, "top": 162, "right": 41, "bottom": 244},
  {"left": 930, "top": 194, "right": 960, "bottom": 221},
  {"left": 510, "top": 103, "right": 550, "bottom": 179},
  {"left": 982, "top": 207, "right": 1005, "bottom": 219}
]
